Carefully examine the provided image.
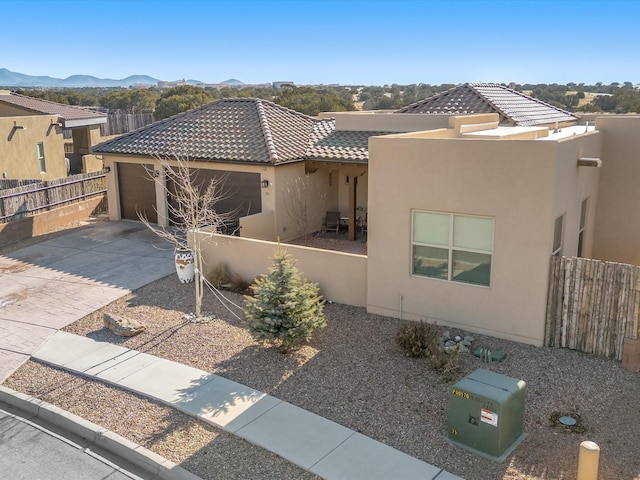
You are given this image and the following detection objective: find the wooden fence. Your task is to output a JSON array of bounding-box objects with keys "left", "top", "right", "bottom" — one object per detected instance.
[
  {"left": 0, "top": 179, "right": 42, "bottom": 190},
  {"left": 545, "top": 256, "right": 640, "bottom": 360},
  {"left": 0, "top": 171, "right": 107, "bottom": 223},
  {"left": 100, "top": 112, "right": 155, "bottom": 136}
]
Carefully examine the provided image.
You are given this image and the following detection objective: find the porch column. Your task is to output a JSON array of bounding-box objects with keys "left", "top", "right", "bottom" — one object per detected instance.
[{"left": 348, "top": 175, "right": 357, "bottom": 241}]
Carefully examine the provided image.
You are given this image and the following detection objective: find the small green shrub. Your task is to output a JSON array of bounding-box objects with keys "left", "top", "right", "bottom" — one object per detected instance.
[
  {"left": 244, "top": 251, "right": 326, "bottom": 352},
  {"left": 395, "top": 320, "right": 460, "bottom": 380}
]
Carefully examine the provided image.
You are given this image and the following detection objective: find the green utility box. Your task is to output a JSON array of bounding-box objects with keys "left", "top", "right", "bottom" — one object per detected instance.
[{"left": 447, "top": 369, "right": 526, "bottom": 463}]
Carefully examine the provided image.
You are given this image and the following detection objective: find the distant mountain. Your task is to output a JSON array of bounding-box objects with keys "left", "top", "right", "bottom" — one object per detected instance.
[
  {"left": 0, "top": 68, "right": 160, "bottom": 87},
  {"left": 0, "top": 68, "right": 61, "bottom": 87},
  {"left": 222, "top": 78, "right": 244, "bottom": 85}
]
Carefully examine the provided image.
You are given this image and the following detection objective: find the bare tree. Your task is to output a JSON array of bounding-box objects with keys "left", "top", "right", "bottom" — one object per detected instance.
[
  {"left": 139, "top": 156, "right": 234, "bottom": 319},
  {"left": 282, "top": 174, "right": 326, "bottom": 244}
]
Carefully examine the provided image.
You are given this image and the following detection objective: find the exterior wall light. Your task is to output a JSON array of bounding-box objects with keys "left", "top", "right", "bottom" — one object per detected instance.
[
  {"left": 103, "top": 166, "right": 111, "bottom": 173},
  {"left": 261, "top": 179, "right": 270, "bottom": 188}
]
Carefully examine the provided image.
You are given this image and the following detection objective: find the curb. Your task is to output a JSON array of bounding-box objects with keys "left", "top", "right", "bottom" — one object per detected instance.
[{"left": 0, "top": 385, "right": 201, "bottom": 480}]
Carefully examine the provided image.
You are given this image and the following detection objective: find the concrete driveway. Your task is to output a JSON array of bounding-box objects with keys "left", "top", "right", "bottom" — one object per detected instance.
[{"left": 0, "top": 221, "right": 175, "bottom": 383}]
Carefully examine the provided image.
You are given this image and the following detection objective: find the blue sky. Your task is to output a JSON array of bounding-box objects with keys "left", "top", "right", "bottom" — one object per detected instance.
[{"left": 3, "top": 0, "right": 639, "bottom": 86}]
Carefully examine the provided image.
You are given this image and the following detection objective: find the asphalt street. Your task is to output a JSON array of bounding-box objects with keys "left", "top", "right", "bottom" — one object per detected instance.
[{"left": 0, "top": 403, "right": 148, "bottom": 480}]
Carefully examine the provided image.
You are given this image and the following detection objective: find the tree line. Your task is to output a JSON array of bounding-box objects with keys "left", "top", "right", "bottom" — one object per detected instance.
[{"left": 13, "top": 81, "right": 640, "bottom": 118}]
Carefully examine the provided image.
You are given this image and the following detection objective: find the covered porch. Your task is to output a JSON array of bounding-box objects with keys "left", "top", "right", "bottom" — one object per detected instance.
[{"left": 305, "top": 160, "right": 368, "bottom": 242}]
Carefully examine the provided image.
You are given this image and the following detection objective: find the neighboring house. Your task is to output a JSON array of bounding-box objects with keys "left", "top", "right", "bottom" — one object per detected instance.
[
  {"left": 396, "top": 82, "right": 580, "bottom": 127},
  {"left": 0, "top": 91, "right": 106, "bottom": 179},
  {"left": 94, "top": 84, "right": 640, "bottom": 348}
]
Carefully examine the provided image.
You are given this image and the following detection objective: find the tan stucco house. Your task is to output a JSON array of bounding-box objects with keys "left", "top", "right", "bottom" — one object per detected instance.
[
  {"left": 93, "top": 83, "right": 640, "bottom": 348},
  {"left": 93, "top": 97, "right": 401, "bottom": 237},
  {"left": 0, "top": 91, "right": 106, "bottom": 180}
]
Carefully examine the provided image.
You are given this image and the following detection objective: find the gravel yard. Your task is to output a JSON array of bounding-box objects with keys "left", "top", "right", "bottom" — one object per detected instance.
[{"left": 4, "top": 271, "right": 639, "bottom": 480}]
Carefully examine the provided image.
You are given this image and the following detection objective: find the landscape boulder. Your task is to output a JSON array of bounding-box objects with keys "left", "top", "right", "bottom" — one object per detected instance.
[{"left": 103, "top": 313, "right": 146, "bottom": 337}]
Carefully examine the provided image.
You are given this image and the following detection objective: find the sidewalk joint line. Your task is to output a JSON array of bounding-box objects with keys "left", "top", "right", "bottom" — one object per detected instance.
[{"left": 308, "top": 430, "right": 357, "bottom": 470}]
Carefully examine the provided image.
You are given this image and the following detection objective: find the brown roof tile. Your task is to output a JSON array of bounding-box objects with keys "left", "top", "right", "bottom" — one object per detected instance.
[
  {"left": 94, "top": 98, "right": 389, "bottom": 165},
  {"left": 94, "top": 98, "right": 316, "bottom": 164},
  {"left": 307, "top": 120, "right": 389, "bottom": 163},
  {"left": 0, "top": 91, "right": 106, "bottom": 125},
  {"left": 396, "top": 83, "right": 579, "bottom": 126}
]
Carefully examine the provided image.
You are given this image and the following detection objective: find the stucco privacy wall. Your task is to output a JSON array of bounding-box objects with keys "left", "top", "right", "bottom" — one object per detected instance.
[
  {"left": 198, "top": 233, "right": 367, "bottom": 307},
  {"left": 0, "top": 196, "right": 105, "bottom": 247},
  {"left": 272, "top": 162, "right": 331, "bottom": 242},
  {"left": 592, "top": 115, "right": 640, "bottom": 264},
  {"left": 368, "top": 135, "right": 567, "bottom": 346},
  {"left": 240, "top": 210, "right": 275, "bottom": 241},
  {"left": 550, "top": 131, "right": 602, "bottom": 258},
  {"left": 318, "top": 111, "right": 451, "bottom": 132},
  {"left": 0, "top": 115, "right": 67, "bottom": 180}
]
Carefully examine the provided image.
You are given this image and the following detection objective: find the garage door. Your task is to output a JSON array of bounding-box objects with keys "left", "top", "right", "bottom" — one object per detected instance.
[
  {"left": 167, "top": 168, "right": 261, "bottom": 230},
  {"left": 117, "top": 163, "right": 157, "bottom": 223}
]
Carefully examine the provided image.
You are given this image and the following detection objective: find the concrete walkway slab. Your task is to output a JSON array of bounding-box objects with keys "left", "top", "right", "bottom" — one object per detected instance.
[
  {"left": 235, "top": 401, "right": 354, "bottom": 470},
  {"left": 81, "top": 350, "right": 142, "bottom": 377},
  {"left": 309, "top": 432, "right": 443, "bottom": 480},
  {"left": 91, "top": 352, "right": 164, "bottom": 384},
  {"left": 115, "top": 357, "right": 214, "bottom": 404},
  {"left": 29, "top": 331, "right": 113, "bottom": 366},
  {"left": 176, "top": 375, "right": 279, "bottom": 430}
]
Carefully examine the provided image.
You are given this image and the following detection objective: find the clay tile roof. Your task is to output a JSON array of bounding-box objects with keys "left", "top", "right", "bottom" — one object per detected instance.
[
  {"left": 0, "top": 91, "right": 106, "bottom": 126},
  {"left": 396, "top": 83, "right": 579, "bottom": 126},
  {"left": 306, "top": 119, "right": 389, "bottom": 163},
  {"left": 94, "top": 98, "right": 390, "bottom": 165},
  {"left": 93, "top": 98, "right": 319, "bottom": 164}
]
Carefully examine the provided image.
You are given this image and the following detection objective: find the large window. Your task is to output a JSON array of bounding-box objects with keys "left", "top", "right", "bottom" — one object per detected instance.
[
  {"left": 412, "top": 211, "right": 494, "bottom": 287},
  {"left": 36, "top": 142, "right": 46, "bottom": 173},
  {"left": 552, "top": 214, "right": 564, "bottom": 256},
  {"left": 577, "top": 199, "right": 588, "bottom": 257}
]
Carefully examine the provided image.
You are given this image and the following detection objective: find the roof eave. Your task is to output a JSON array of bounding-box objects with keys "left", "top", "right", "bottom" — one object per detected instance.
[
  {"left": 64, "top": 116, "right": 107, "bottom": 128},
  {"left": 304, "top": 156, "right": 368, "bottom": 165}
]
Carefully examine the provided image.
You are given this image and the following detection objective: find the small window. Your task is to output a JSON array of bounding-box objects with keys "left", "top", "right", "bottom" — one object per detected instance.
[
  {"left": 412, "top": 211, "right": 493, "bottom": 287},
  {"left": 552, "top": 214, "right": 564, "bottom": 256},
  {"left": 36, "top": 142, "right": 46, "bottom": 173},
  {"left": 577, "top": 199, "right": 588, "bottom": 257}
]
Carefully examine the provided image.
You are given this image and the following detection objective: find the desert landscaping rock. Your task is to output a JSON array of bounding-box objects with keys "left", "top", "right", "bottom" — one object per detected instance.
[{"left": 103, "top": 312, "right": 146, "bottom": 337}]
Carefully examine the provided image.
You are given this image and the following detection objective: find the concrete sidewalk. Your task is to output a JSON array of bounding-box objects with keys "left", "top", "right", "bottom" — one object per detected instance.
[
  {"left": 33, "top": 331, "right": 462, "bottom": 480},
  {"left": 0, "top": 220, "right": 175, "bottom": 383}
]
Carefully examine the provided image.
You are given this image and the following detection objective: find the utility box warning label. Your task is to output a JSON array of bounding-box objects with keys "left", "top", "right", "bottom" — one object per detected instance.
[{"left": 481, "top": 408, "right": 498, "bottom": 427}]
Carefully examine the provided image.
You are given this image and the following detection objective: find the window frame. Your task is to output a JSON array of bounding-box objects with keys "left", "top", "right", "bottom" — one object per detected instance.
[
  {"left": 36, "top": 142, "right": 46, "bottom": 173},
  {"left": 411, "top": 210, "right": 494, "bottom": 288},
  {"left": 552, "top": 214, "right": 564, "bottom": 256},
  {"left": 577, "top": 199, "right": 588, "bottom": 257}
]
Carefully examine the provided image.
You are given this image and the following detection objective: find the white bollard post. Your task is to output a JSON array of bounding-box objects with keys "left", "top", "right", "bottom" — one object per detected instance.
[{"left": 577, "top": 441, "right": 600, "bottom": 480}]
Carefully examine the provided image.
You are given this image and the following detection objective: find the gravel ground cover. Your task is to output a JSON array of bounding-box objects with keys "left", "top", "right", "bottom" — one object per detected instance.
[
  {"left": 2, "top": 223, "right": 638, "bottom": 479},
  {"left": 5, "top": 272, "right": 639, "bottom": 480}
]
